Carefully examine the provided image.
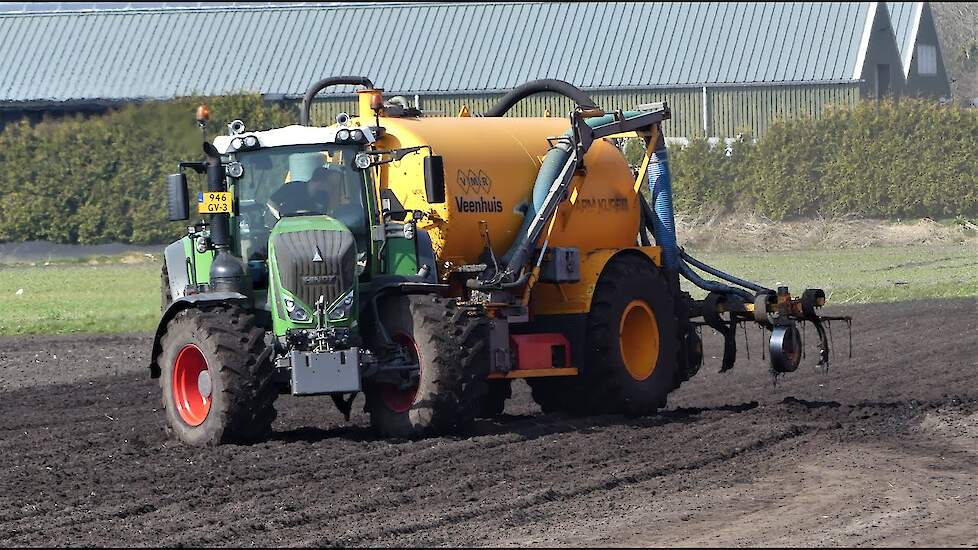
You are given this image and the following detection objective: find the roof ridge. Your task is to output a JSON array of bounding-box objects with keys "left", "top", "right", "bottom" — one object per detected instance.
[{"left": 0, "top": 1, "right": 551, "bottom": 18}]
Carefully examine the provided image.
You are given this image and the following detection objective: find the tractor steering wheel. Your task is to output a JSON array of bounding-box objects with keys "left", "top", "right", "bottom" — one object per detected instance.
[{"left": 267, "top": 180, "right": 327, "bottom": 220}]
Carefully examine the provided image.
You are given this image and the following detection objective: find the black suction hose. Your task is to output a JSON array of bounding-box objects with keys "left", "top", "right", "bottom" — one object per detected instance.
[
  {"left": 299, "top": 76, "right": 375, "bottom": 125},
  {"left": 680, "top": 249, "right": 773, "bottom": 294},
  {"left": 483, "top": 79, "right": 598, "bottom": 117},
  {"left": 679, "top": 261, "right": 754, "bottom": 301}
]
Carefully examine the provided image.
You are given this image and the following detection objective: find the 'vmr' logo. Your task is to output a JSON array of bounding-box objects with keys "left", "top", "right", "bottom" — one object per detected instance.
[{"left": 457, "top": 169, "right": 492, "bottom": 194}]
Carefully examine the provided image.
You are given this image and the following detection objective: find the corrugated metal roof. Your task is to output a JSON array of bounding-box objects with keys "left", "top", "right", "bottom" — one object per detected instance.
[
  {"left": 887, "top": 2, "right": 923, "bottom": 76},
  {"left": 0, "top": 2, "right": 880, "bottom": 104},
  {"left": 0, "top": 2, "right": 348, "bottom": 12}
]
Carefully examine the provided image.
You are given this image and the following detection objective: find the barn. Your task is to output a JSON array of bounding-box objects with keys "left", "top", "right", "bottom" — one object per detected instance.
[{"left": 0, "top": 2, "right": 951, "bottom": 137}]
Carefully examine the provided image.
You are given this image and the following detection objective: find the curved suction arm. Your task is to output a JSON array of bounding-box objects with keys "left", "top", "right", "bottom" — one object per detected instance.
[
  {"left": 299, "top": 76, "right": 375, "bottom": 125},
  {"left": 483, "top": 79, "right": 598, "bottom": 117}
]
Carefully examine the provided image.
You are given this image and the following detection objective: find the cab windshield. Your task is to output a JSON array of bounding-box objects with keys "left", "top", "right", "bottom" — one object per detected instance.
[{"left": 233, "top": 144, "right": 370, "bottom": 262}]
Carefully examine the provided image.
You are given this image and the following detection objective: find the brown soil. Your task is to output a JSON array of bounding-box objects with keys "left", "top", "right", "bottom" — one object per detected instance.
[{"left": 0, "top": 298, "right": 975, "bottom": 547}]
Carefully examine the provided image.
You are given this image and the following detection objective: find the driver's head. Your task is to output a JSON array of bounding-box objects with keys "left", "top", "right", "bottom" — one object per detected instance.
[{"left": 307, "top": 165, "right": 343, "bottom": 201}]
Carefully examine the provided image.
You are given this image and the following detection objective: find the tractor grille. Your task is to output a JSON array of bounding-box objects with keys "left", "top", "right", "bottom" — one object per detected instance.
[{"left": 272, "top": 230, "right": 356, "bottom": 313}]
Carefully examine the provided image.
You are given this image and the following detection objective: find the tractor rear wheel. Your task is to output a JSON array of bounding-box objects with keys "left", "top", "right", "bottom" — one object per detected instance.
[
  {"left": 579, "top": 254, "right": 681, "bottom": 415},
  {"left": 365, "top": 295, "right": 489, "bottom": 438},
  {"left": 158, "top": 304, "right": 277, "bottom": 446}
]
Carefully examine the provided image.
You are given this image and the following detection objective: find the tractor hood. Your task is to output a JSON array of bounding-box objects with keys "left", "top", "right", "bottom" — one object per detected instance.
[{"left": 267, "top": 216, "right": 359, "bottom": 335}]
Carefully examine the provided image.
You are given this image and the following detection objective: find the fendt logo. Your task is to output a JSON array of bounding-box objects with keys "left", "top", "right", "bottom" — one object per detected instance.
[{"left": 456, "top": 169, "right": 492, "bottom": 194}]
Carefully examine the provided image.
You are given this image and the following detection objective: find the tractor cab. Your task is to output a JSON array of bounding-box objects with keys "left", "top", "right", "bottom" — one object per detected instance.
[
  {"left": 206, "top": 125, "right": 383, "bottom": 343},
  {"left": 214, "top": 125, "right": 378, "bottom": 262}
]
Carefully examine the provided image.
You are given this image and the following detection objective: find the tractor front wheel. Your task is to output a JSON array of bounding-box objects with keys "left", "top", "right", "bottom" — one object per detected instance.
[
  {"left": 365, "top": 295, "right": 489, "bottom": 438},
  {"left": 158, "top": 304, "right": 277, "bottom": 446}
]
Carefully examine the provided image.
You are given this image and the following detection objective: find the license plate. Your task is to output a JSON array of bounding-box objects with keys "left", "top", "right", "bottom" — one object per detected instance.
[{"left": 197, "top": 192, "right": 232, "bottom": 214}]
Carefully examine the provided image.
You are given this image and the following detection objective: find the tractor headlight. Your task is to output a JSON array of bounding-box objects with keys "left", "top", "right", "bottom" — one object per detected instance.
[
  {"left": 284, "top": 297, "right": 310, "bottom": 322},
  {"left": 226, "top": 161, "right": 244, "bottom": 178},
  {"left": 243, "top": 135, "right": 259, "bottom": 148},
  {"left": 230, "top": 137, "right": 244, "bottom": 150},
  {"left": 351, "top": 129, "right": 365, "bottom": 142},
  {"left": 337, "top": 129, "right": 351, "bottom": 142},
  {"left": 327, "top": 290, "right": 355, "bottom": 320},
  {"left": 354, "top": 152, "right": 372, "bottom": 170}
]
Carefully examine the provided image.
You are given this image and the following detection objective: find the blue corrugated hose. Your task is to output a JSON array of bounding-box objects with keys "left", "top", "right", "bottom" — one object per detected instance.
[{"left": 648, "top": 145, "right": 678, "bottom": 270}]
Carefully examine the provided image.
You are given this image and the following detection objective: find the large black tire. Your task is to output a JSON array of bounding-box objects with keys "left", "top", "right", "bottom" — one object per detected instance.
[
  {"left": 530, "top": 254, "right": 681, "bottom": 416},
  {"left": 478, "top": 379, "right": 512, "bottom": 418},
  {"left": 158, "top": 304, "right": 277, "bottom": 446},
  {"left": 582, "top": 254, "right": 681, "bottom": 415},
  {"left": 364, "top": 295, "right": 489, "bottom": 438},
  {"left": 527, "top": 377, "right": 580, "bottom": 414}
]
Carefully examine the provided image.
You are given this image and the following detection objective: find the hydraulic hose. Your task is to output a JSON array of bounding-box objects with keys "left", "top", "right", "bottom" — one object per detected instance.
[
  {"left": 679, "top": 262, "right": 754, "bottom": 301},
  {"left": 637, "top": 194, "right": 753, "bottom": 300},
  {"left": 466, "top": 271, "right": 529, "bottom": 290},
  {"left": 483, "top": 79, "right": 598, "bottom": 117},
  {"left": 299, "top": 76, "right": 375, "bottom": 125},
  {"left": 680, "top": 249, "right": 773, "bottom": 294}
]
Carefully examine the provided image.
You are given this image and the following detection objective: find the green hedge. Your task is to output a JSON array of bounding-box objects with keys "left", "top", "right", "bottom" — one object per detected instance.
[
  {"left": 627, "top": 99, "right": 978, "bottom": 220},
  {"left": 0, "top": 95, "right": 294, "bottom": 244},
  {"left": 0, "top": 97, "right": 974, "bottom": 245}
]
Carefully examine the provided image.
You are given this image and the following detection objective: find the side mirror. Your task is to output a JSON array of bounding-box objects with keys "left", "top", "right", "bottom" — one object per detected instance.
[
  {"left": 423, "top": 155, "right": 446, "bottom": 204},
  {"left": 167, "top": 173, "right": 190, "bottom": 221}
]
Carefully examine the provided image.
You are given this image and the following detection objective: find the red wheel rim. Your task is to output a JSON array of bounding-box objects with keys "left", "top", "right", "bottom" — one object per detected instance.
[
  {"left": 172, "top": 344, "right": 212, "bottom": 426},
  {"left": 379, "top": 332, "right": 421, "bottom": 413}
]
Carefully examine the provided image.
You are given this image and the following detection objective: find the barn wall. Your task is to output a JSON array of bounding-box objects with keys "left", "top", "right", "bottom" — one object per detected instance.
[{"left": 308, "top": 83, "right": 861, "bottom": 139}]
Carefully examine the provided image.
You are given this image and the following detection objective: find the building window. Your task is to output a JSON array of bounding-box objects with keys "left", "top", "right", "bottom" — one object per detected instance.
[{"left": 917, "top": 44, "right": 937, "bottom": 75}]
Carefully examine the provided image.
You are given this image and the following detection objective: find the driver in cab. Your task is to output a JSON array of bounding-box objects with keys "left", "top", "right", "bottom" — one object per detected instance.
[{"left": 266, "top": 163, "right": 360, "bottom": 230}]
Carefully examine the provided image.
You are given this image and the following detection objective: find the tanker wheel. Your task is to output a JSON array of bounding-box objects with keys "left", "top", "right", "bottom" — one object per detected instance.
[
  {"left": 365, "top": 295, "right": 489, "bottom": 438},
  {"left": 579, "top": 254, "right": 681, "bottom": 416},
  {"left": 477, "top": 380, "right": 512, "bottom": 418},
  {"left": 527, "top": 376, "right": 580, "bottom": 414},
  {"left": 158, "top": 303, "right": 277, "bottom": 446}
]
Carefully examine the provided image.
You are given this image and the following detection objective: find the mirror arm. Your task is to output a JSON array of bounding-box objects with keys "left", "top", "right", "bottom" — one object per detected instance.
[
  {"left": 360, "top": 145, "right": 433, "bottom": 168},
  {"left": 178, "top": 161, "right": 207, "bottom": 174}
]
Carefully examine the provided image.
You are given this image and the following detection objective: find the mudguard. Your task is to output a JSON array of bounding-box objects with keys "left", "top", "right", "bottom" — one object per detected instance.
[
  {"left": 163, "top": 240, "right": 191, "bottom": 300},
  {"left": 148, "top": 292, "right": 251, "bottom": 378}
]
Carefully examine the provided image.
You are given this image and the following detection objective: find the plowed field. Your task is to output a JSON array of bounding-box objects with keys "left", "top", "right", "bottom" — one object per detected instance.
[{"left": 1, "top": 299, "right": 975, "bottom": 547}]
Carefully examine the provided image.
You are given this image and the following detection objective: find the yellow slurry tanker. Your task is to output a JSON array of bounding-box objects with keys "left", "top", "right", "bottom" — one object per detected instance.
[{"left": 152, "top": 77, "right": 849, "bottom": 445}]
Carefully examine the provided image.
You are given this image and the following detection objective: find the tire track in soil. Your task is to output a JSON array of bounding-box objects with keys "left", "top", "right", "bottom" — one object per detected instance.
[{"left": 0, "top": 298, "right": 974, "bottom": 546}]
